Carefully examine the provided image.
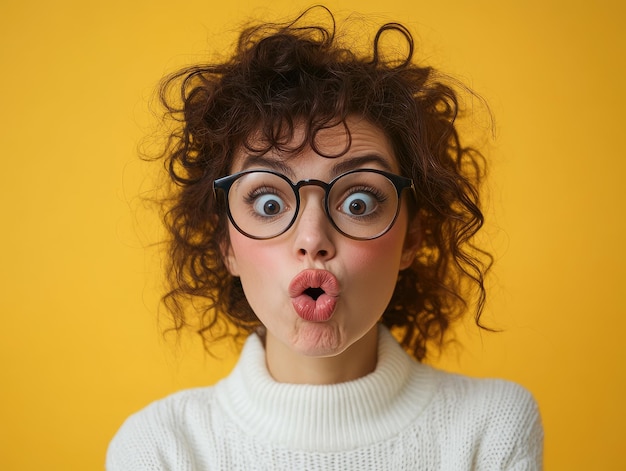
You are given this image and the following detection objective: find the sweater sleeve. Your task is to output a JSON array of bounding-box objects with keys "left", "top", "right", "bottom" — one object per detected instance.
[
  {"left": 476, "top": 380, "right": 544, "bottom": 471},
  {"left": 106, "top": 399, "right": 196, "bottom": 471},
  {"left": 504, "top": 387, "right": 543, "bottom": 471}
]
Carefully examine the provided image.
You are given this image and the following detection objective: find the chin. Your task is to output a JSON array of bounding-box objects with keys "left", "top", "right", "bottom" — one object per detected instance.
[{"left": 289, "top": 323, "right": 348, "bottom": 357}]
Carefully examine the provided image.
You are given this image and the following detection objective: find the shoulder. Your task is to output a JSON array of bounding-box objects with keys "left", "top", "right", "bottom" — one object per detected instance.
[
  {"left": 106, "top": 387, "right": 217, "bottom": 471},
  {"left": 434, "top": 370, "right": 540, "bottom": 418},
  {"left": 116, "top": 386, "right": 216, "bottom": 433},
  {"left": 431, "top": 370, "right": 544, "bottom": 469}
]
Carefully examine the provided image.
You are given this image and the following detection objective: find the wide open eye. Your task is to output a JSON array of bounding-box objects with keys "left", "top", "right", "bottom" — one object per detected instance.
[
  {"left": 340, "top": 192, "right": 378, "bottom": 217},
  {"left": 252, "top": 193, "right": 286, "bottom": 217}
]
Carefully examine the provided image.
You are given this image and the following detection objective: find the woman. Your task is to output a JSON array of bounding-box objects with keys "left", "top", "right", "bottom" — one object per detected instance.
[{"left": 107, "top": 7, "right": 543, "bottom": 470}]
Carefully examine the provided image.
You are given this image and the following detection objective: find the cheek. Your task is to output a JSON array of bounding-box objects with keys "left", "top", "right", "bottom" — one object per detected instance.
[
  {"left": 340, "top": 235, "right": 405, "bottom": 318},
  {"left": 227, "top": 229, "right": 281, "bottom": 278},
  {"left": 344, "top": 231, "right": 406, "bottom": 287},
  {"left": 352, "top": 220, "right": 407, "bottom": 266}
]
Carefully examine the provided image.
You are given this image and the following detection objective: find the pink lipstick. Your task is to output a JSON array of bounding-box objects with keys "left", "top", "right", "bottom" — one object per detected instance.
[{"left": 289, "top": 269, "right": 339, "bottom": 322}]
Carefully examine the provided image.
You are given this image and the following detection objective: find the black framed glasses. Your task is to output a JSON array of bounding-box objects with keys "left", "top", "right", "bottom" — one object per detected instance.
[{"left": 213, "top": 168, "right": 414, "bottom": 240}]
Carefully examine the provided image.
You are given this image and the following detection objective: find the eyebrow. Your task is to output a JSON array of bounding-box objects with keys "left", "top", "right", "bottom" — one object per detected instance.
[
  {"left": 330, "top": 154, "right": 394, "bottom": 176},
  {"left": 239, "top": 153, "right": 395, "bottom": 179},
  {"left": 240, "top": 155, "right": 296, "bottom": 178}
]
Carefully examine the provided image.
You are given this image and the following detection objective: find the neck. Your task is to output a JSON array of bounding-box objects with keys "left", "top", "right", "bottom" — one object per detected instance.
[{"left": 264, "top": 326, "right": 379, "bottom": 384}]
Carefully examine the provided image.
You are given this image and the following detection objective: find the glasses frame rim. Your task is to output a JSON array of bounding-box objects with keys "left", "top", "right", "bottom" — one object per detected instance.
[{"left": 213, "top": 168, "right": 415, "bottom": 241}]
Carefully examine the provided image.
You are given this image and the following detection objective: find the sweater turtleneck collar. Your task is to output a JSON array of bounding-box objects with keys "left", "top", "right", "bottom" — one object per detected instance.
[{"left": 214, "top": 325, "right": 439, "bottom": 452}]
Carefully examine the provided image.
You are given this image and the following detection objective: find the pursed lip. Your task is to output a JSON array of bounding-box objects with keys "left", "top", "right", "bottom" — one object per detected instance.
[
  {"left": 289, "top": 269, "right": 340, "bottom": 322},
  {"left": 288, "top": 269, "right": 340, "bottom": 297}
]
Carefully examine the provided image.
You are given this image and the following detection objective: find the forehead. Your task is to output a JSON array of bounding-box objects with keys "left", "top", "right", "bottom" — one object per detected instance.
[{"left": 230, "top": 117, "right": 398, "bottom": 177}]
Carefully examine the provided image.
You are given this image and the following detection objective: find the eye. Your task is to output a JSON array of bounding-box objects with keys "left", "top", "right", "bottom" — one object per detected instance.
[
  {"left": 253, "top": 193, "right": 286, "bottom": 217},
  {"left": 340, "top": 191, "right": 377, "bottom": 216}
]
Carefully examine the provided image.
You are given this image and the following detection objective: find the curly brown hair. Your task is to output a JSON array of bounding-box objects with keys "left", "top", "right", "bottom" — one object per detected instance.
[{"left": 154, "top": 6, "right": 492, "bottom": 361}]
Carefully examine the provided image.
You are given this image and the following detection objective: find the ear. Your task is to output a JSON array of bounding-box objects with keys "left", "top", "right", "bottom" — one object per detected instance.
[
  {"left": 399, "top": 216, "right": 421, "bottom": 270},
  {"left": 220, "top": 240, "right": 240, "bottom": 276}
]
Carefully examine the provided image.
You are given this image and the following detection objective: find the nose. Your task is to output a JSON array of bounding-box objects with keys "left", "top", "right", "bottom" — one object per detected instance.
[{"left": 291, "top": 191, "right": 336, "bottom": 261}]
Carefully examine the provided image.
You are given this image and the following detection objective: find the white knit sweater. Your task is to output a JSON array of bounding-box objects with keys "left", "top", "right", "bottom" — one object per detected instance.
[{"left": 107, "top": 327, "right": 543, "bottom": 470}]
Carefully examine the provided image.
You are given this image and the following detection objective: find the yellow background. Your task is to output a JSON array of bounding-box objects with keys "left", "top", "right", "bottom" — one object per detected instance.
[{"left": 1, "top": 1, "right": 624, "bottom": 469}]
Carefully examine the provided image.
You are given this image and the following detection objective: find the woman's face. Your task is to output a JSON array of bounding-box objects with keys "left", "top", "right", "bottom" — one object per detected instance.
[{"left": 222, "top": 117, "right": 416, "bottom": 382}]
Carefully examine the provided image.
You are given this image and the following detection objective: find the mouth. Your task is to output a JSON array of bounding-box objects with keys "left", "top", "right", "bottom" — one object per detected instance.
[
  {"left": 289, "top": 269, "right": 339, "bottom": 322},
  {"left": 303, "top": 287, "right": 325, "bottom": 301}
]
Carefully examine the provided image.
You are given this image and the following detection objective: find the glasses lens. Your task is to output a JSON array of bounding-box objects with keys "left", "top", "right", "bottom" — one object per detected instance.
[
  {"left": 227, "top": 171, "right": 297, "bottom": 239},
  {"left": 329, "top": 171, "right": 399, "bottom": 239}
]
